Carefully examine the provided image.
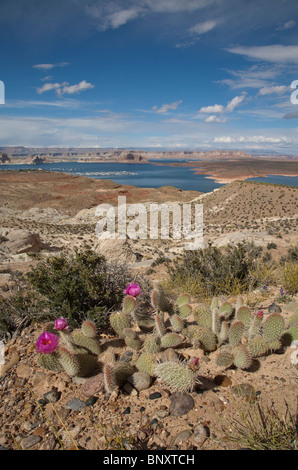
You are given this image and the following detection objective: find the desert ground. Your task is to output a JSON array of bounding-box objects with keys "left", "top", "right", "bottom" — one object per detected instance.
[{"left": 0, "top": 169, "right": 297, "bottom": 451}]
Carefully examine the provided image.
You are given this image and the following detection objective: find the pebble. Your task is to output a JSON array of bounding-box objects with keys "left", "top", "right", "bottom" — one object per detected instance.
[
  {"left": 82, "top": 373, "right": 104, "bottom": 397},
  {"left": 65, "top": 397, "right": 86, "bottom": 411},
  {"left": 123, "top": 406, "right": 131, "bottom": 415},
  {"left": 119, "top": 350, "right": 133, "bottom": 362},
  {"left": 85, "top": 396, "right": 97, "bottom": 407},
  {"left": 268, "top": 303, "right": 282, "bottom": 314},
  {"left": 192, "top": 423, "right": 209, "bottom": 448},
  {"left": 172, "top": 429, "right": 193, "bottom": 446},
  {"left": 20, "top": 435, "right": 41, "bottom": 450},
  {"left": 44, "top": 387, "right": 61, "bottom": 404},
  {"left": 149, "top": 392, "right": 162, "bottom": 400},
  {"left": 169, "top": 393, "right": 195, "bottom": 417}
]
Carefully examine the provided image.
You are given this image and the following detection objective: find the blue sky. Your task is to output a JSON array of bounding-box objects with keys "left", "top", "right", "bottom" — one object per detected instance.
[{"left": 0, "top": 0, "right": 298, "bottom": 152}]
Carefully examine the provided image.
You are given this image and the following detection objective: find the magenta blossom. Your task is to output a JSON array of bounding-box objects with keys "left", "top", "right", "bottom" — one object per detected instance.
[
  {"left": 123, "top": 282, "right": 142, "bottom": 298},
  {"left": 36, "top": 331, "right": 59, "bottom": 354},
  {"left": 256, "top": 310, "right": 264, "bottom": 318},
  {"left": 54, "top": 317, "right": 68, "bottom": 331}
]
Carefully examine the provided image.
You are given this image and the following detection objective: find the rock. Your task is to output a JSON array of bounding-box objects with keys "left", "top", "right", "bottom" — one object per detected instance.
[
  {"left": 0, "top": 352, "right": 20, "bottom": 377},
  {"left": 268, "top": 303, "right": 282, "bottom": 314},
  {"left": 16, "top": 363, "right": 32, "bottom": 379},
  {"left": 39, "top": 435, "right": 56, "bottom": 450},
  {"left": 123, "top": 406, "right": 131, "bottom": 415},
  {"left": 20, "top": 435, "right": 41, "bottom": 450},
  {"left": 65, "top": 397, "right": 86, "bottom": 411},
  {"left": 85, "top": 396, "right": 97, "bottom": 407},
  {"left": 169, "top": 393, "right": 195, "bottom": 416},
  {"left": 192, "top": 423, "right": 209, "bottom": 448},
  {"left": 81, "top": 373, "right": 105, "bottom": 397},
  {"left": 160, "top": 348, "right": 179, "bottom": 363},
  {"left": 149, "top": 392, "right": 162, "bottom": 400},
  {"left": 119, "top": 350, "right": 133, "bottom": 362},
  {"left": 43, "top": 387, "right": 61, "bottom": 404},
  {"left": 128, "top": 372, "right": 151, "bottom": 391},
  {"left": 172, "top": 429, "right": 193, "bottom": 446},
  {"left": 2, "top": 229, "right": 43, "bottom": 254},
  {"left": 231, "top": 383, "right": 256, "bottom": 401}
]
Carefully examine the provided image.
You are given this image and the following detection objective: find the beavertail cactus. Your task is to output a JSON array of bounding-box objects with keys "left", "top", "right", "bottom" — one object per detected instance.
[
  {"left": 136, "top": 352, "right": 155, "bottom": 376},
  {"left": 109, "top": 312, "right": 131, "bottom": 338},
  {"left": 154, "top": 360, "right": 199, "bottom": 393},
  {"left": 229, "top": 320, "right": 245, "bottom": 347},
  {"left": 263, "top": 313, "right": 285, "bottom": 343},
  {"left": 160, "top": 332, "right": 184, "bottom": 349}
]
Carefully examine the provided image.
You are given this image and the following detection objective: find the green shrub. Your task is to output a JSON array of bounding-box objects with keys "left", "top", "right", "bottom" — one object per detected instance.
[
  {"left": 26, "top": 249, "right": 131, "bottom": 328},
  {"left": 168, "top": 242, "right": 259, "bottom": 298}
]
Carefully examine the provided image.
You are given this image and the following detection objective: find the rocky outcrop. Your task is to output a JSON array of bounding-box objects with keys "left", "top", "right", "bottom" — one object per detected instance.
[
  {"left": 0, "top": 152, "right": 11, "bottom": 164},
  {"left": 0, "top": 228, "right": 43, "bottom": 254}
]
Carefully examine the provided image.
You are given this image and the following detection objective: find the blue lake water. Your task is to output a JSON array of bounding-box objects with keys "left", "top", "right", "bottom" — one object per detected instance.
[{"left": 0, "top": 161, "right": 297, "bottom": 192}]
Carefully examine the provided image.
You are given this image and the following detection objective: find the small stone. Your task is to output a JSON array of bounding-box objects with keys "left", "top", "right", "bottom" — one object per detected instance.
[
  {"left": 44, "top": 387, "right": 61, "bottom": 404},
  {"left": 16, "top": 363, "right": 32, "bottom": 379},
  {"left": 20, "top": 435, "right": 41, "bottom": 450},
  {"left": 65, "top": 398, "right": 86, "bottom": 411},
  {"left": 39, "top": 435, "right": 56, "bottom": 451},
  {"left": 85, "top": 396, "right": 97, "bottom": 407},
  {"left": 154, "top": 408, "right": 169, "bottom": 419},
  {"left": 33, "top": 427, "right": 47, "bottom": 436},
  {"left": 82, "top": 373, "right": 104, "bottom": 397},
  {"left": 149, "top": 392, "right": 162, "bottom": 400},
  {"left": 140, "top": 406, "right": 145, "bottom": 412},
  {"left": 161, "top": 348, "right": 179, "bottom": 363},
  {"left": 268, "top": 303, "right": 282, "bottom": 314},
  {"left": 172, "top": 429, "right": 193, "bottom": 446},
  {"left": 169, "top": 393, "right": 195, "bottom": 417},
  {"left": 192, "top": 423, "right": 208, "bottom": 448},
  {"left": 123, "top": 407, "right": 131, "bottom": 415},
  {"left": 22, "top": 403, "right": 34, "bottom": 418}
]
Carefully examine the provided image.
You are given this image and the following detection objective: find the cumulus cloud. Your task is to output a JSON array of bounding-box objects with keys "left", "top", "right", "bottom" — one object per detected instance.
[
  {"left": 199, "top": 104, "right": 224, "bottom": 114},
  {"left": 214, "top": 135, "right": 289, "bottom": 144},
  {"left": 205, "top": 115, "right": 226, "bottom": 123},
  {"left": 37, "top": 80, "right": 94, "bottom": 97},
  {"left": 152, "top": 100, "right": 182, "bottom": 113},
  {"left": 258, "top": 85, "right": 288, "bottom": 95},
  {"left": 226, "top": 45, "right": 298, "bottom": 63}
]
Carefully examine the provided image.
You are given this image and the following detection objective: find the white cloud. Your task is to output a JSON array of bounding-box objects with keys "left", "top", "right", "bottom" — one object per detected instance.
[
  {"left": 226, "top": 45, "right": 298, "bottom": 64},
  {"left": 199, "top": 104, "right": 224, "bottom": 114},
  {"left": 37, "top": 80, "right": 94, "bottom": 97},
  {"left": 214, "top": 135, "right": 289, "bottom": 144},
  {"left": 152, "top": 100, "right": 182, "bottom": 113},
  {"left": 218, "top": 65, "right": 281, "bottom": 90},
  {"left": 276, "top": 20, "right": 296, "bottom": 31},
  {"left": 33, "top": 62, "right": 69, "bottom": 71},
  {"left": 258, "top": 85, "right": 288, "bottom": 95},
  {"left": 226, "top": 93, "right": 246, "bottom": 112},
  {"left": 188, "top": 20, "right": 218, "bottom": 35},
  {"left": 205, "top": 115, "right": 226, "bottom": 123}
]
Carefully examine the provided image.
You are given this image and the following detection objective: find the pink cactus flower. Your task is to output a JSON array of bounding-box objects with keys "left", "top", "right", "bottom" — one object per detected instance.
[
  {"left": 36, "top": 331, "right": 59, "bottom": 354},
  {"left": 123, "top": 282, "right": 142, "bottom": 298},
  {"left": 54, "top": 317, "right": 68, "bottom": 331},
  {"left": 256, "top": 310, "right": 264, "bottom": 318}
]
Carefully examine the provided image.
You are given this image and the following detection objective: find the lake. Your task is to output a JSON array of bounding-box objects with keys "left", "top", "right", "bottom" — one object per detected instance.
[{"left": 0, "top": 161, "right": 297, "bottom": 192}]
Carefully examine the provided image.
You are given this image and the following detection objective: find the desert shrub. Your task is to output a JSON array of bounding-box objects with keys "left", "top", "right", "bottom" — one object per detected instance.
[
  {"left": 168, "top": 242, "right": 259, "bottom": 298},
  {"left": 26, "top": 249, "right": 131, "bottom": 329},
  {"left": 279, "top": 262, "right": 298, "bottom": 296}
]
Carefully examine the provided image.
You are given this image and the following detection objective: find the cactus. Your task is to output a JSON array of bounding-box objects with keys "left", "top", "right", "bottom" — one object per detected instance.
[
  {"left": 143, "top": 334, "right": 161, "bottom": 354},
  {"left": 194, "top": 306, "right": 212, "bottom": 329},
  {"left": 154, "top": 313, "right": 167, "bottom": 337},
  {"left": 215, "top": 347, "right": 234, "bottom": 368},
  {"left": 151, "top": 286, "right": 172, "bottom": 313},
  {"left": 235, "top": 295, "right": 245, "bottom": 313},
  {"left": 38, "top": 353, "right": 63, "bottom": 372},
  {"left": 81, "top": 320, "right": 97, "bottom": 338},
  {"left": 218, "top": 321, "right": 229, "bottom": 345},
  {"left": 57, "top": 347, "right": 80, "bottom": 377},
  {"left": 263, "top": 313, "right": 285, "bottom": 343},
  {"left": 193, "top": 326, "right": 217, "bottom": 352},
  {"left": 176, "top": 293, "right": 191, "bottom": 307},
  {"left": 170, "top": 314, "right": 184, "bottom": 332},
  {"left": 248, "top": 314, "right": 263, "bottom": 339},
  {"left": 229, "top": 321, "right": 245, "bottom": 347},
  {"left": 123, "top": 295, "right": 136, "bottom": 315},
  {"left": 154, "top": 360, "right": 199, "bottom": 393},
  {"left": 219, "top": 302, "right": 233, "bottom": 320},
  {"left": 282, "top": 323, "right": 298, "bottom": 345},
  {"left": 113, "top": 362, "right": 135, "bottom": 387},
  {"left": 247, "top": 336, "right": 269, "bottom": 357},
  {"left": 109, "top": 312, "right": 131, "bottom": 338},
  {"left": 123, "top": 330, "right": 142, "bottom": 351},
  {"left": 160, "top": 333, "right": 184, "bottom": 349},
  {"left": 177, "top": 303, "right": 192, "bottom": 319},
  {"left": 103, "top": 363, "right": 117, "bottom": 395},
  {"left": 71, "top": 329, "right": 101, "bottom": 355},
  {"left": 233, "top": 345, "right": 251, "bottom": 370},
  {"left": 136, "top": 353, "right": 155, "bottom": 376},
  {"left": 235, "top": 305, "right": 251, "bottom": 329},
  {"left": 211, "top": 308, "right": 221, "bottom": 334}
]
